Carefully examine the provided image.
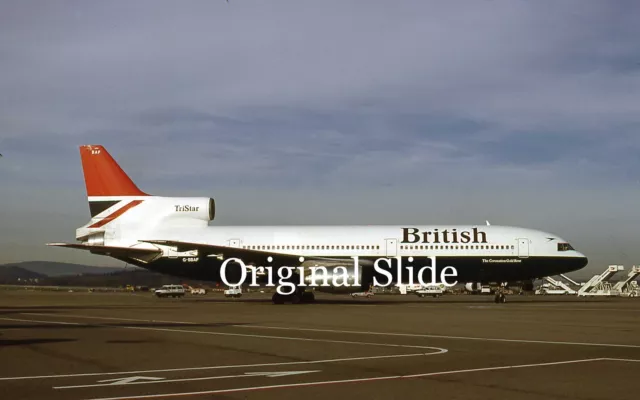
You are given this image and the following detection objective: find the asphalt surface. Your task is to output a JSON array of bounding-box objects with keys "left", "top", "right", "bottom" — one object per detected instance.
[{"left": 1, "top": 290, "right": 639, "bottom": 400}]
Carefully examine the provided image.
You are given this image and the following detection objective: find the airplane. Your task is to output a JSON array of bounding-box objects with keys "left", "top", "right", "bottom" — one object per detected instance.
[{"left": 48, "top": 145, "right": 589, "bottom": 304}]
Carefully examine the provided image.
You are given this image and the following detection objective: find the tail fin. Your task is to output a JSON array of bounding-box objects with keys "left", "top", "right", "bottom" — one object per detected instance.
[{"left": 79, "top": 145, "right": 149, "bottom": 217}]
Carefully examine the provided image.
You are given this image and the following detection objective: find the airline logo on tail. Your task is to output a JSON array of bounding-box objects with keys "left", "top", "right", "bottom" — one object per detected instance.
[
  {"left": 79, "top": 145, "right": 149, "bottom": 219},
  {"left": 80, "top": 144, "right": 149, "bottom": 198},
  {"left": 87, "top": 200, "right": 144, "bottom": 228}
]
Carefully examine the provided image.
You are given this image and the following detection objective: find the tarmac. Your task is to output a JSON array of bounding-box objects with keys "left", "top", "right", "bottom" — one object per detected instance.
[{"left": 1, "top": 290, "right": 639, "bottom": 400}]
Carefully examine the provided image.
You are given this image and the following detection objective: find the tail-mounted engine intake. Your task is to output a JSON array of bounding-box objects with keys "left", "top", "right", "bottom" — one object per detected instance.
[{"left": 169, "top": 197, "right": 215, "bottom": 222}]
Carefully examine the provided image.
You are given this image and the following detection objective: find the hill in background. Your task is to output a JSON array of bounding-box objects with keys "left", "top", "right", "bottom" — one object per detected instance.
[
  {"left": 0, "top": 261, "right": 214, "bottom": 289},
  {"left": 0, "top": 266, "right": 47, "bottom": 282},
  {"left": 1, "top": 261, "right": 133, "bottom": 277}
]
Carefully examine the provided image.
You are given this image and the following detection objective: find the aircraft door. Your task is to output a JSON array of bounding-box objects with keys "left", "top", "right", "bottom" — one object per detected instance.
[
  {"left": 228, "top": 239, "right": 241, "bottom": 248},
  {"left": 385, "top": 238, "right": 397, "bottom": 257},
  {"left": 517, "top": 238, "right": 529, "bottom": 258}
]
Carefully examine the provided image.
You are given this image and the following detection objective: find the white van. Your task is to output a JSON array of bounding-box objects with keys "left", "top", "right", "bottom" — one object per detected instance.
[
  {"left": 224, "top": 285, "right": 242, "bottom": 298},
  {"left": 154, "top": 285, "right": 186, "bottom": 298},
  {"left": 415, "top": 285, "right": 444, "bottom": 298}
]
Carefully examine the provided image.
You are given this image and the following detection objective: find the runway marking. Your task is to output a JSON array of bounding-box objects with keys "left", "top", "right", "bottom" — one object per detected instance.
[
  {"left": 0, "top": 315, "right": 446, "bottom": 382},
  {"left": 0, "top": 317, "right": 83, "bottom": 326},
  {"left": 55, "top": 370, "right": 320, "bottom": 389},
  {"left": 0, "top": 353, "right": 431, "bottom": 382},
  {"left": 234, "top": 325, "right": 640, "bottom": 349},
  {"left": 7, "top": 313, "right": 447, "bottom": 352},
  {"left": 459, "top": 306, "right": 640, "bottom": 312},
  {"left": 84, "top": 358, "right": 640, "bottom": 400},
  {"left": 119, "top": 325, "right": 447, "bottom": 351},
  {"left": 22, "top": 313, "right": 199, "bottom": 325},
  {"left": 10, "top": 312, "right": 640, "bottom": 350}
]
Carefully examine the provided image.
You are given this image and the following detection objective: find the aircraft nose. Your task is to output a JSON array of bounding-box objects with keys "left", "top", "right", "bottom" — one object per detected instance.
[{"left": 575, "top": 253, "right": 588, "bottom": 269}]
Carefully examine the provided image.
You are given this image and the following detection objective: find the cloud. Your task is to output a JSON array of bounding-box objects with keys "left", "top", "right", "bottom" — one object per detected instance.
[{"left": 1, "top": 1, "right": 640, "bottom": 273}]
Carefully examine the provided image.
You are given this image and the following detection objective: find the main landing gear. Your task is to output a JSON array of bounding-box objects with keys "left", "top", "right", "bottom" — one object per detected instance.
[
  {"left": 272, "top": 289, "right": 315, "bottom": 304},
  {"left": 494, "top": 290, "right": 507, "bottom": 304}
]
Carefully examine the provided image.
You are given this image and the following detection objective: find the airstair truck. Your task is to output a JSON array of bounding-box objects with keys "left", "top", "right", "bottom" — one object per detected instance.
[{"left": 578, "top": 265, "right": 624, "bottom": 297}]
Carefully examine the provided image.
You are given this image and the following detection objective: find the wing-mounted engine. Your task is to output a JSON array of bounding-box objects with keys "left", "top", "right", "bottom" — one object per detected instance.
[
  {"left": 304, "top": 264, "right": 374, "bottom": 293},
  {"left": 465, "top": 282, "right": 482, "bottom": 293}
]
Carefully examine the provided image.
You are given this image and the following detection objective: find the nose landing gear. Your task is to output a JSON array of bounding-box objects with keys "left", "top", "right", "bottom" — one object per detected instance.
[{"left": 494, "top": 291, "right": 507, "bottom": 303}]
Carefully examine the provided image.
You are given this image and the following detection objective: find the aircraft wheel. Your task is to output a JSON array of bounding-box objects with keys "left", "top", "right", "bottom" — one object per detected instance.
[
  {"left": 272, "top": 293, "right": 285, "bottom": 304},
  {"left": 302, "top": 292, "right": 315, "bottom": 303},
  {"left": 291, "top": 294, "right": 301, "bottom": 304}
]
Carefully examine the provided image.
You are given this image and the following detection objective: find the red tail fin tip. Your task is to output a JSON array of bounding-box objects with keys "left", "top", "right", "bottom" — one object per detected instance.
[{"left": 79, "top": 145, "right": 148, "bottom": 197}]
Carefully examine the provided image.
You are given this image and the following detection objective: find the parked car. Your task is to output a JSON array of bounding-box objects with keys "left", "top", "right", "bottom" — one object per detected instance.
[
  {"left": 224, "top": 285, "right": 242, "bottom": 298},
  {"left": 154, "top": 285, "right": 186, "bottom": 298}
]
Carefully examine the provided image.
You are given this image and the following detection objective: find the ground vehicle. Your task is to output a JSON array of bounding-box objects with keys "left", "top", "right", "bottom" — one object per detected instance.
[
  {"left": 191, "top": 288, "right": 206, "bottom": 295},
  {"left": 415, "top": 285, "right": 444, "bottom": 298},
  {"left": 350, "top": 291, "right": 373, "bottom": 298},
  {"left": 154, "top": 285, "right": 186, "bottom": 298},
  {"left": 224, "top": 285, "right": 242, "bottom": 298}
]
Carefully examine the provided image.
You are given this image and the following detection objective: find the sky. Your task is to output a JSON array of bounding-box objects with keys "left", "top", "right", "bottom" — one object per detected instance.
[{"left": 1, "top": 0, "right": 639, "bottom": 277}]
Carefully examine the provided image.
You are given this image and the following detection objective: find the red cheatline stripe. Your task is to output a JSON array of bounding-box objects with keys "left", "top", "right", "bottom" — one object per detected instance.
[{"left": 88, "top": 200, "right": 143, "bottom": 228}]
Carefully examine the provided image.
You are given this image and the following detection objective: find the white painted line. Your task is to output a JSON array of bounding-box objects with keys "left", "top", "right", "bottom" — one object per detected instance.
[
  {"left": 11, "top": 314, "right": 444, "bottom": 353},
  {"left": 528, "top": 307, "right": 640, "bottom": 312},
  {"left": 22, "top": 313, "right": 198, "bottom": 325},
  {"left": 99, "top": 376, "right": 165, "bottom": 385},
  {"left": 0, "top": 353, "right": 431, "bottom": 382},
  {"left": 119, "top": 325, "right": 446, "bottom": 351},
  {"left": 84, "top": 358, "right": 612, "bottom": 400},
  {"left": 234, "top": 325, "right": 640, "bottom": 349},
  {"left": 55, "top": 370, "right": 320, "bottom": 389},
  {"left": 0, "top": 314, "right": 447, "bottom": 383},
  {"left": 460, "top": 306, "right": 640, "bottom": 312},
  {"left": 402, "top": 357, "right": 607, "bottom": 378},
  {"left": 0, "top": 317, "right": 82, "bottom": 326}
]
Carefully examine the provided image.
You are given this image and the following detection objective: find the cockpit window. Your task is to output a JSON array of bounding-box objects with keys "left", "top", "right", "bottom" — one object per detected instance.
[{"left": 557, "top": 243, "right": 574, "bottom": 251}]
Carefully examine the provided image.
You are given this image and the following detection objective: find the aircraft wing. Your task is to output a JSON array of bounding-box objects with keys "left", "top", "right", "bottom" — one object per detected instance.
[{"left": 139, "top": 239, "right": 354, "bottom": 265}]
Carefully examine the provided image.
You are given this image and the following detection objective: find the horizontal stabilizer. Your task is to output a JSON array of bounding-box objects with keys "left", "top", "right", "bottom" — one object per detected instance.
[{"left": 47, "top": 243, "right": 161, "bottom": 257}]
